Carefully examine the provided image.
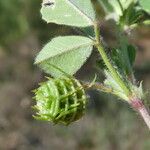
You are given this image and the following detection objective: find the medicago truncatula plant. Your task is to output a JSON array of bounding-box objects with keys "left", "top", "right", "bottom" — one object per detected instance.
[{"left": 33, "top": 0, "right": 150, "bottom": 129}]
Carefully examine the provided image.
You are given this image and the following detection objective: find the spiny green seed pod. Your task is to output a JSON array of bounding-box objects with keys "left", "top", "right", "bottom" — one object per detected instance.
[{"left": 33, "top": 77, "right": 87, "bottom": 125}]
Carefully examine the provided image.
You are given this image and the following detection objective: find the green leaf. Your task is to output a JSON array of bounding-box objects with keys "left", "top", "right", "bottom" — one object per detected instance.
[
  {"left": 98, "top": 0, "right": 114, "bottom": 13},
  {"left": 97, "top": 0, "right": 149, "bottom": 27},
  {"left": 139, "top": 0, "right": 150, "bottom": 13},
  {"left": 110, "top": 44, "right": 135, "bottom": 76},
  {"left": 68, "top": 0, "right": 95, "bottom": 20},
  {"left": 98, "top": 0, "right": 121, "bottom": 21},
  {"left": 41, "top": 0, "right": 95, "bottom": 27},
  {"left": 35, "top": 36, "right": 94, "bottom": 77},
  {"left": 99, "top": 0, "right": 135, "bottom": 15},
  {"left": 104, "top": 70, "right": 129, "bottom": 101},
  {"left": 76, "top": 26, "right": 95, "bottom": 38},
  {"left": 127, "top": 45, "right": 136, "bottom": 66},
  {"left": 119, "top": 2, "right": 149, "bottom": 26},
  {"left": 96, "top": 59, "right": 106, "bottom": 70}
]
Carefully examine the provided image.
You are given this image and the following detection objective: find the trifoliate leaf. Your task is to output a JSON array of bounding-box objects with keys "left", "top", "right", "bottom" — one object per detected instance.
[
  {"left": 35, "top": 36, "right": 94, "bottom": 77},
  {"left": 41, "top": 0, "right": 95, "bottom": 27}
]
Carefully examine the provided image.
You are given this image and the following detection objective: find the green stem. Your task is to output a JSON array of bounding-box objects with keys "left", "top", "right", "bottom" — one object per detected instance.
[
  {"left": 94, "top": 22, "right": 130, "bottom": 96},
  {"left": 82, "top": 81, "right": 113, "bottom": 93}
]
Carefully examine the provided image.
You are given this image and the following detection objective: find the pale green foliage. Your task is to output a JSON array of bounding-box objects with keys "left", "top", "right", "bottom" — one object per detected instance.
[
  {"left": 131, "top": 82, "right": 144, "bottom": 100},
  {"left": 98, "top": 0, "right": 149, "bottom": 27},
  {"left": 35, "top": 36, "right": 94, "bottom": 77},
  {"left": 111, "top": 42, "right": 136, "bottom": 76},
  {"left": 68, "top": 0, "right": 96, "bottom": 21},
  {"left": 41, "top": 0, "right": 95, "bottom": 27},
  {"left": 104, "top": 70, "right": 144, "bottom": 101},
  {"left": 139, "top": 0, "right": 150, "bottom": 12},
  {"left": 98, "top": 0, "right": 137, "bottom": 20},
  {"left": 104, "top": 70, "right": 129, "bottom": 101}
]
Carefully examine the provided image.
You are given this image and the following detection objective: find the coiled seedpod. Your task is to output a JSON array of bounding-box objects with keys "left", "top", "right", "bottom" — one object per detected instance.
[{"left": 33, "top": 77, "right": 87, "bottom": 125}]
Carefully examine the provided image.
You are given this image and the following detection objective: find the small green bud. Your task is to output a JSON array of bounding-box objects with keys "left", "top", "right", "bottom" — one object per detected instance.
[{"left": 33, "top": 77, "right": 87, "bottom": 125}]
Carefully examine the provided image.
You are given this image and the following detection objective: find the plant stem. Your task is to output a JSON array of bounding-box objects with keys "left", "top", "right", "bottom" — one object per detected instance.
[
  {"left": 94, "top": 22, "right": 150, "bottom": 130},
  {"left": 130, "top": 98, "right": 150, "bottom": 130},
  {"left": 94, "top": 22, "right": 130, "bottom": 96},
  {"left": 82, "top": 81, "right": 113, "bottom": 93}
]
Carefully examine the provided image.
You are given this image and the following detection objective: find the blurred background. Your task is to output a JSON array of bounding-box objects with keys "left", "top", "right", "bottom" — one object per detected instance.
[{"left": 0, "top": 0, "right": 150, "bottom": 150}]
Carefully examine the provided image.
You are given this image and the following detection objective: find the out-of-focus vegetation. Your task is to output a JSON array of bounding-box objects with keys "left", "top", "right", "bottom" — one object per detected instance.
[
  {"left": 0, "top": 0, "right": 28, "bottom": 47},
  {"left": 0, "top": 0, "right": 150, "bottom": 150}
]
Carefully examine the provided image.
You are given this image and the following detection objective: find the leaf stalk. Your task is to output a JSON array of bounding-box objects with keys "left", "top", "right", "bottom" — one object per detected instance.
[{"left": 94, "top": 22, "right": 130, "bottom": 96}]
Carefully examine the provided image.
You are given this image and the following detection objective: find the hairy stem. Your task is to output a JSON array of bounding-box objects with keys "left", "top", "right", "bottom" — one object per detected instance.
[
  {"left": 94, "top": 22, "right": 150, "bottom": 130},
  {"left": 82, "top": 81, "right": 113, "bottom": 93},
  {"left": 130, "top": 98, "right": 150, "bottom": 130},
  {"left": 94, "top": 22, "right": 130, "bottom": 96}
]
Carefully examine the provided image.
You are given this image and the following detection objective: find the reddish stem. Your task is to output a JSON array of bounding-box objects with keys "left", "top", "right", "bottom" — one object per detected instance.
[{"left": 130, "top": 98, "right": 150, "bottom": 130}]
